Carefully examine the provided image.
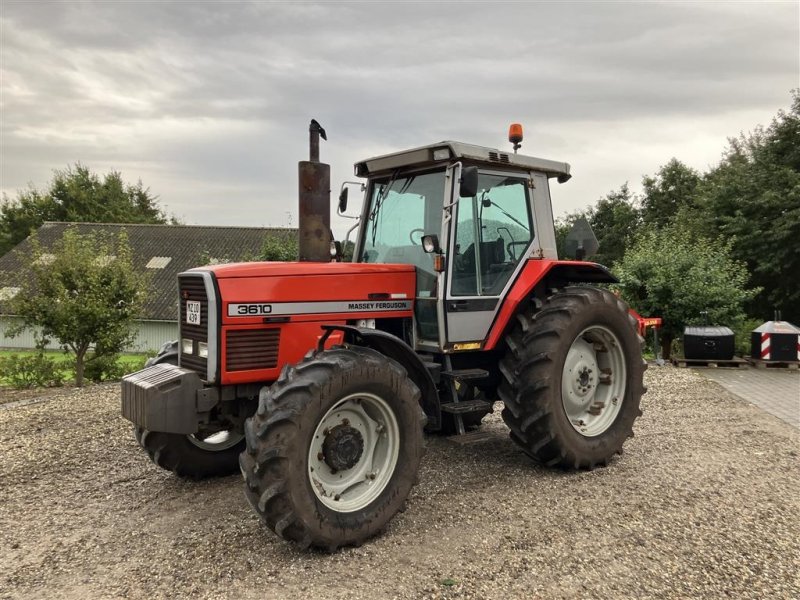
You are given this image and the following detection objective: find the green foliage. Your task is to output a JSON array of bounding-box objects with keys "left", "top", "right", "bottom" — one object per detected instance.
[
  {"left": 341, "top": 239, "right": 356, "bottom": 262},
  {"left": 733, "top": 317, "right": 763, "bottom": 357},
  {"left": 83, "top": 352, "right": 128, "bottom": 383},
  {"left": 0, "top": 164, "right": 169, "bottom": 256},
  {"left": 588, "top": 184, "right": 641, "bottom": 267},
  {"left": 555, "top": 186, "right": 639, "bottom": 268},
  {"left": 9, "top": 227, "right": 150, "bottom": 387},
  {"left": 640, "top": 158, "right": 701, "bottom": 230},
  {"left": 0, "top": 352, "right": 66, "bottom": 389},
  {"left": 554, "top": 209, "right": 587, "bottom": 259},
  {"left": 260, "top": 233, "right": 299, "bottom": 261},
  {"left": 693, "top": 91, "right": 800, "bottom": 323},
  {"left": 614, "top": 225, "right": 758, "bottom": 357}
]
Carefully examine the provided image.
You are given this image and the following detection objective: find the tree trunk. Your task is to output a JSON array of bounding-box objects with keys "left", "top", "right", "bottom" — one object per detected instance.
[{"left": 75, "top": 349, "right": 86, "bottom": 387}]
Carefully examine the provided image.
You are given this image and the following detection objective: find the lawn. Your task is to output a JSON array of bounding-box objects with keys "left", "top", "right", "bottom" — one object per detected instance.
[{"left": 0, "top": 349, "right": 150, "bottom": 387}]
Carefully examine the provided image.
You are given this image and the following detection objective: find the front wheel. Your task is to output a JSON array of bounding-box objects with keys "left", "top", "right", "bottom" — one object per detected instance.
[
  {"left": 134, "top": 426, "right": 245, "bottom": 479},
  {"left": 240, "top": 346, "right": 425, "bottom": 550},
  {"left": 133, "top": 348, "right": 245, "bottom": 478},
  {"left": 499, "top": 286, "right": 645, "bottom": 469}
]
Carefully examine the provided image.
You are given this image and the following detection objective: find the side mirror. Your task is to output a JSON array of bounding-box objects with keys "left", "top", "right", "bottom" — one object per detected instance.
[
  {"left": 338, "top": 188, "right": 348, "bottom": 213},
  {"left": 459, "top": 166, "right": 479, "bottom": 198}
]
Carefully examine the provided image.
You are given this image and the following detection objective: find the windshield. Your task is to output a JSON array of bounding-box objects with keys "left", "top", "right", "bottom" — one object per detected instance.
[{"left": 359, "top": 169, "right": 445, "bottom": 273}]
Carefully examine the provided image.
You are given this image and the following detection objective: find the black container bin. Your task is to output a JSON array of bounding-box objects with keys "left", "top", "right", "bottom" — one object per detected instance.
[{"left": 683, "top": 326, "right": 735, "bottom": 361}]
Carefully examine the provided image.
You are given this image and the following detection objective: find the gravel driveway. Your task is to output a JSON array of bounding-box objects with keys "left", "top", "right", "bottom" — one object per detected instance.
[{"left": 1, "top": 366, "right": 798, "bottom": 599}]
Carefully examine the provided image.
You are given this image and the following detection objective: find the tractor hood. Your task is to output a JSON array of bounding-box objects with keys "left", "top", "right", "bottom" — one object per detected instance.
[
  {"left": 198, "top": 261, "right": 415, "bottom": 279},
  {"left": 191, "top": 262, "right": 417, "bottom": 326}
]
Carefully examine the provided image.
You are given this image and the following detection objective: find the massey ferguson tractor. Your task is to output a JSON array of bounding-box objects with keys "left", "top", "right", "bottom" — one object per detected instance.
[{"left": 122, "top": 122, "right": 645, "bottom": 550}]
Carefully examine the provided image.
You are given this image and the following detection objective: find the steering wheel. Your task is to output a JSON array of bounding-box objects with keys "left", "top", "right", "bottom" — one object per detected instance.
[
  {"left": 409, "top": 228, "right": 425, "bottom": 245},
  {"left": 507, "top": 240, "right": 529, "bottom": 261}
]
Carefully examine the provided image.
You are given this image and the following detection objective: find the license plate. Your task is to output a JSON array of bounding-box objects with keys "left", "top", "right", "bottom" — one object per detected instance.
[{"left": 186, "top": 301, "right": 201, "bottom": 325}]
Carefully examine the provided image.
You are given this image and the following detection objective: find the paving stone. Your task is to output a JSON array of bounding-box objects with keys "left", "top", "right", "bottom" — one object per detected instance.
[{"left": 699, "top": 367, "right": 800, "bottom": 427}]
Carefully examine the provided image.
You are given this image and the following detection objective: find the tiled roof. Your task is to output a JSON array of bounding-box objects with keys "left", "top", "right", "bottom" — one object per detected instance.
[{"left": 0, "top": 222, "right": 296, "bottom": 321}]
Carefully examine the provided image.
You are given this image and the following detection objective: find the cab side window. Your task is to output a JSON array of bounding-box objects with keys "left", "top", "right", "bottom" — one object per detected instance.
[{"left": 451, "top": 174, "right": 532, "bottom": 296}]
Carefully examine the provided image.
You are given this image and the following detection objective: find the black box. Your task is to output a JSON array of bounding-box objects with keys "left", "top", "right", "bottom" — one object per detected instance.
[{"left": 683, "top": 326, "right": 735, "bottom": 361}]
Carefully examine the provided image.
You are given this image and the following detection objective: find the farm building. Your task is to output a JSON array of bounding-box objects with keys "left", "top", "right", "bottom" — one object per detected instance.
[{"left": 0, "top": 222, "right": 296, "bottom": 352}]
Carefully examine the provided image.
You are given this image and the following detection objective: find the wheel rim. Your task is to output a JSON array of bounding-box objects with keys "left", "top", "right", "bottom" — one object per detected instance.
[
  {"left": 561, "top": 325, "right": 626, "bottom": 437},
  {"left": 187, "top": 430, "right": 244, "bottom": 451},
  {"left": 308, "top": 392, "right": 400, "bottom": 512}
]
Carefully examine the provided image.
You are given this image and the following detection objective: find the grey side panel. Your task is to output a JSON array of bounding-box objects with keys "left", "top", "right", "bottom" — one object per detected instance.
[
  {"left": 532, "top": 173, "right": 558, "bottom": 260},
  {"left": 446, "top": 311, "right": 496, "bottom": 343}
]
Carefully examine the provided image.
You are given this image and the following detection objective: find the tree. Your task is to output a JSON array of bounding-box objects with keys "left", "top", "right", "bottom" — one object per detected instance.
[
  {"left": 589, "top": 184, "right": 641, "bottom": 267},
  {"left": 555, "top": 186, "right": 640, "bottom": 267},
  {"left": 260, "top": 232, "right": 299, "bottom": 261},
  {"left": 0, "top": 164, "right": 169, "bottom": 256},
  {"left": 554, "top": 209, "right": 589, "bottom": 259},
  {"left": 614, "top": 225, "right": 758, "bottom": 359},
  {"left": 694, "top": 91, "right": 800, "bottom": 323},
  {"left": 640, "top": 159, "right": 701, "bottom": 230},
  {"left": 9, "top": 227, "right": 149, "bottom": 387}
]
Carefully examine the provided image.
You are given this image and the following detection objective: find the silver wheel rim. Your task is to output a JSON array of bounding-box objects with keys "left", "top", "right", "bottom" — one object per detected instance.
[
  {"left": 308, "top": 392, "right": 400, "bottom": 512},
  {"left": 187, "top": 430, "right": 244, "bottom": 451},
  {"left": 561, "top": 325, "right": 626, "bottom": 437}
]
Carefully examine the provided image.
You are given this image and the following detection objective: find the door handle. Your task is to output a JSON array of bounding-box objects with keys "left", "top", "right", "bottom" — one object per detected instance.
[{"left": 448, "top": 300, "right": 469, "bottom": 312}]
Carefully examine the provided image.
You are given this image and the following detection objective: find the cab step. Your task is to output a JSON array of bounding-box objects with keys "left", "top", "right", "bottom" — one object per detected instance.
[
  {"left": 440, "top": 368, "right": 489, "bottom": 381},
  {"left": 440, "top": 399, "right": 493, "bottom": 414}
]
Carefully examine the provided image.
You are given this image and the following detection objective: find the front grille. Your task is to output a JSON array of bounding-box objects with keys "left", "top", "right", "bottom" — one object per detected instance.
[
  {"left": 178, "top": 274, "right": 209, "bottom": 375},
  {"left": 226, "top": 328, "right": 280, "bottom": 371}
]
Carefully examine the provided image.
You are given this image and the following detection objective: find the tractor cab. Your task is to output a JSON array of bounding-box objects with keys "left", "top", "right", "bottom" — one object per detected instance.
[{"left": 348, "top": 140, "right": 571, "bottom": 352}]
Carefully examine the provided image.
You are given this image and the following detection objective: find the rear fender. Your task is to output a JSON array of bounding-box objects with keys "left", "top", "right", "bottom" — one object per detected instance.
[
  {"left": 483, "top": 260, "right": 617, "bottom": 350},
  {"left": 319, "top": 325, "right": 441, "bottom": 431}
]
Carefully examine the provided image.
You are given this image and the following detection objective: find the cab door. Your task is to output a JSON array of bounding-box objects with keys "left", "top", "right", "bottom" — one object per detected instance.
[{"left": 444, "top": 170, "right": 535, "bottom": 345}]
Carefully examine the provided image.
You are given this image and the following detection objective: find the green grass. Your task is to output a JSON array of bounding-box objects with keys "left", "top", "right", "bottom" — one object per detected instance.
[{"left": 0, "top": 349, "right": 151, "bottom": 386}]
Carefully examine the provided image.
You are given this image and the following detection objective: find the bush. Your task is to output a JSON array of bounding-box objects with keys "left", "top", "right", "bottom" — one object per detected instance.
[
  {"left": 0, "top": 353, "right": 66, "bottom": 389},
  {"left": 614, "top": 225, "right": 758, "bottom": 359},
  {"left": 83, "top": 353, "right": 128, "bottom": 383},
  {"left": 261, "top": 234, "right": 298, "bottom": 261}
]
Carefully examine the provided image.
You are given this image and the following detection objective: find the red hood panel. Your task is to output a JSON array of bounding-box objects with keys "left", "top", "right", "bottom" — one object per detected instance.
[
  {"left": 195, "top": 261, "right": 415, "bottom": 279},
  {"left": 213, "top": 262, "right": 417, "bottom": 325}
]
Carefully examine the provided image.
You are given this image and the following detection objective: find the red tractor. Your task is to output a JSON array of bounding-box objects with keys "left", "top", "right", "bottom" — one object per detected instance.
[{"left": 122, "top": 123, "right": 645, "bottom": 550}]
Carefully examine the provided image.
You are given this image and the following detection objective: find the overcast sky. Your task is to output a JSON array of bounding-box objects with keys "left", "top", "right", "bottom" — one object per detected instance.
[{"left": 1, "top": 1, "right": 798, "bottom": 237}]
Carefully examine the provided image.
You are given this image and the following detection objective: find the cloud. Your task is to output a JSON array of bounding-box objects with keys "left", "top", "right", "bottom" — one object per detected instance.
[{"left": 1, "top": 1, "right": 797, "bottom": 236}]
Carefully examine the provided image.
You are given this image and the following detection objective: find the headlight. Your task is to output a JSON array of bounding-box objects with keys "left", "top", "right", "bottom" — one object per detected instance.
[
  {"left": 182, "top": 338, "right": 194, "bottom": 354},
  {"left": 198, "top": 342, "right": 208, "bottom": 358}
]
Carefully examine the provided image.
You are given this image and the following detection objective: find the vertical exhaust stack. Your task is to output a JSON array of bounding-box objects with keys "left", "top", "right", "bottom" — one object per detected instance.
[{"left": 298, "top": 119, "right": 332, "bottom": 262}]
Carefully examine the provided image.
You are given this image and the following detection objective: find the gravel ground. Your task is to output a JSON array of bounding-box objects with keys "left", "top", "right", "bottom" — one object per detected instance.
[{"left": 1, "top": 366, "right": 798, "bottom": 599}]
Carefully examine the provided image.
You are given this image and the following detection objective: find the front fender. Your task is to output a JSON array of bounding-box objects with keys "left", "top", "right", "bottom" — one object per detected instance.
[{"left": 319, "top": 325, "right": 441, "bottom": 431}]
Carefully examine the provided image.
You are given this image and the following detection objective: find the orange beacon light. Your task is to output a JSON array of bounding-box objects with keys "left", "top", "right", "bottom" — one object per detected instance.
[{"left": 508, "top": 123, "right": 523, "bottom": 153}]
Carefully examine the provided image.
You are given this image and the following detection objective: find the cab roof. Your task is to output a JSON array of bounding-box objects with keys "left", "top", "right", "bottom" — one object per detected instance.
[{"left": 354, "top": 141, "right": 571, "bottom": 182}]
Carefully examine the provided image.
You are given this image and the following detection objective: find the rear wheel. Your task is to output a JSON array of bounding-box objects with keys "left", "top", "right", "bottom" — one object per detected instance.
[
  {"left": 240, "top": 346, "right": 425, "bottom": 550},
  {"left": 499, "top": 286, "right": 645, "bottom": 468}
]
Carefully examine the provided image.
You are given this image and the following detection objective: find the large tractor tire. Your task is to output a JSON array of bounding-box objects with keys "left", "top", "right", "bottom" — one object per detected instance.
[
  {"left": 240, "top": 346, "right": 425, "bottom": 551},
  {"left": 132, "top": 349, "right": 245, "bottom": 479},
  {"left": 499, "top": 286, "right": 645, "bottom": 469},
  {"left": 134, "top": 426, "right": 245, "bottom": 479}
]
